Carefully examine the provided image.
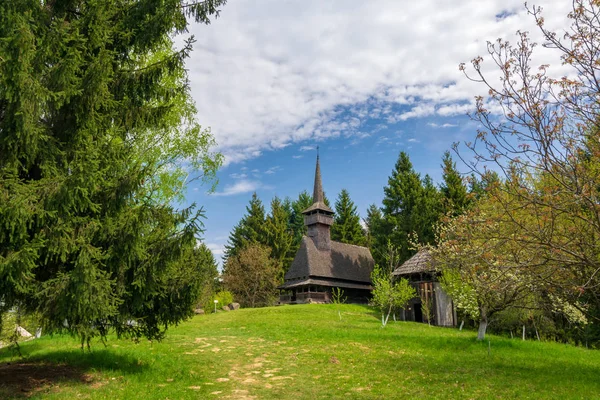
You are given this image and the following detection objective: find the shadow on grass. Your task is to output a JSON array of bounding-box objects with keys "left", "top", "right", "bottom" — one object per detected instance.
[{"left": 0, "top": 348, "right": 147, "bottom": 399}]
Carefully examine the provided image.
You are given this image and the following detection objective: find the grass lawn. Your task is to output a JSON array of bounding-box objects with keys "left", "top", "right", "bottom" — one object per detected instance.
[{"left": 1, "top": 304, "right": 599, "bottom": 399}]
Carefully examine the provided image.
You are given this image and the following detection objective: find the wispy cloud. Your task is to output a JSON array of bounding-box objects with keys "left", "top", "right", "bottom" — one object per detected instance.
[
  {"left": 185, "top": 0, "right": 572, "bottom": 164},
  {"left": 408, "top": 138, "right": 420, "bottom": 143},
  {"left": 292, "top": 155, "right": 303, "bottom": 159},
  {"left": 211, "top": 179, "right": 262, "bottom": 196},
  {"left": 205, "top": 243, "right": 225, "bottom": 257},
  {"left": 229, "top": 172, "right": 248, "bottom": 179},
  {"left": 428, "top": 122, "right": 458, "bottom": 128},
  {"left": 264, "top": 166, "right": 281, "bottom": 174}
]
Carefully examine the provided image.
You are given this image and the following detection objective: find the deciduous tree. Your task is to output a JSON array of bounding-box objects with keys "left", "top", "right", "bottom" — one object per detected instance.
[
  {"left": 222, "top": 244, "right": 279, "bottom": 308},
  {"left": 458, "top": 0, "right": 600, "bottom": 328},
  {"left": 371, "top": 243, "right": 416, "bottom": 328}
]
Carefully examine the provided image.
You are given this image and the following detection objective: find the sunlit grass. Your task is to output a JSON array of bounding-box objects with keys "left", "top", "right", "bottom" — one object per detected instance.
[{"left": 1, "top": 304, "right": 599, "bottom": 399}]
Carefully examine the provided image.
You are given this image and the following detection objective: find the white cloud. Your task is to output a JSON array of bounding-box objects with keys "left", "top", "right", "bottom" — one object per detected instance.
[
  {"left": 428, "top": 122, "right": 458, "bottom": 128},
  {"left": 211, "top": 179, "right": 262, "bottom": 196},
  {"left": 229, "top": 172, "right": 247, "bottom": 179},
  {"left": 205, "top": 243, "right": 225, "bottom": 257},
  {"left": 292, "top": 155, "right": 303, "bottom": 159},
  {"left": 300, "top": 145, "right": 316, "bottom": 152},
  {"left": 185, "top": 0, "right": 572, "bottom": 164},
  {"left": 264, "top": 166, "right": 281, "bottom": 174},
  {"left": 408, "top": 138, "right": 420, "bottom": 143}
]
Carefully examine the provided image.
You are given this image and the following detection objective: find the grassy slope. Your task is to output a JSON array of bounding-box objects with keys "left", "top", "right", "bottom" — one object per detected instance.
[{"left": 1, "top": 304, "right": 599, "bottom": 399}]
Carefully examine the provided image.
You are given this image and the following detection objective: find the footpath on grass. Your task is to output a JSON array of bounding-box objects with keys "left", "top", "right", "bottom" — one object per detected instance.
[{"left": 1, "top": 304, "right": 599, "bottom": 399}]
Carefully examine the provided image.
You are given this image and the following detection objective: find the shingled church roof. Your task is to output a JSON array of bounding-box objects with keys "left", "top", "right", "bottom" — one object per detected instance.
[
  {"left": 280, "top": 236, "right": 374, "bottom": 289},
  {"left": 392, "top": 249, "right": 435, "bottom": 276}
]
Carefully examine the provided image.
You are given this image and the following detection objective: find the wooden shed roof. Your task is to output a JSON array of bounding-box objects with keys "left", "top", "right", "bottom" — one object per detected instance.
[{"left": 392, "top": 249, "right": 435, "bottom": 276}]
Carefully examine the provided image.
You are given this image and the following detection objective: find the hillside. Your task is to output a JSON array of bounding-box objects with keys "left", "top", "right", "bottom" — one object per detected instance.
[{"left": 1, "top": 304, "right": 599, "bottom": 399}]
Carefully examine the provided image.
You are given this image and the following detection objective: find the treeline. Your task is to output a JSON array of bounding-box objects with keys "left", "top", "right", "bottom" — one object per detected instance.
[
  {"left": 222, "top": 188, "right": 368, "bottom": 306},
  {"left": 221, "top": 150, "right": 482, "bottom": 306}
]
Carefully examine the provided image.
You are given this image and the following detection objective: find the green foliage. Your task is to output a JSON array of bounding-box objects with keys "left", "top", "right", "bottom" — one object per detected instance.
[
  {"left": 371, "top": 265, "right": 416, "bottom": 328},
  {"left": 288, "top": 190, "right": 313, "bottom": 249},
  {"left": 331, "top": 189, "right": 366, "bottom": 246},
  {"left": 0, "top": 307, "right": 40, "bottom": 343},
  {"left": 204, "top": 290, "right": 235, "bottom": 313},
  {"left": 379, "top": 152, "right": 442, "bottom": 264},
  {"left": 364, "top": 204, "right": 384, "bottom": 252},
  {"left": 264, "top": 197, "right": 293, "bottom": 275},
  {"left": 224, "top": 193, "right": 266, "bottom": 260},
  {"left": 0, "top": 0, "right": 226, "bottom": 344},
  {"left": 330, "top": 288, "right": 347, "bottom": 304},
  {"left": 193, "top": 243, "right": 220, "bottom": 312},
  {"left": 223, "top": 244, "right": 279, "bottom": 308},
  {"left": 440, "top": 151, "right": 470, "bottom": 216}
]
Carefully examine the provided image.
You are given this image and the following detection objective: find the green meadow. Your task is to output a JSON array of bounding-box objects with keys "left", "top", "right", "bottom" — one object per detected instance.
[{"left": 1, "top": 304, "right": 599, "bottom": 399}]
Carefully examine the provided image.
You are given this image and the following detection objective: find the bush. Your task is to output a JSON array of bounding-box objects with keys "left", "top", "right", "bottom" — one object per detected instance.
[
  {"left": 0, "top": 309, "right": 41, "bottom": 343},
  {"left": 204, "top": 291, "right": 235, "bottom": 313}
]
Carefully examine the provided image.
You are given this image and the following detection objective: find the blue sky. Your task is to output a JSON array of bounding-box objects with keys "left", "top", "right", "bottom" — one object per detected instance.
[{"left": 176, "top": 0, "right": 571, "bottom": 264}]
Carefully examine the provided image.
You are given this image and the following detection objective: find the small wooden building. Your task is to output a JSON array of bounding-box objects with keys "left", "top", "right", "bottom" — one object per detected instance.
[
  {"left": 392, "top": 249, "right": 456, "bottom": 326},
  {"left": 278, "top": 154, "right": 375, "bottom": 304}
]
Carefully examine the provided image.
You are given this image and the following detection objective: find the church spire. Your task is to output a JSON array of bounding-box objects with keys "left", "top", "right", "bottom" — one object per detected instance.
[
  {"left": 302, "top": 149, "right": 334, "bottom": 251},
  {"left": 313, "top": 149, "right": 324, "bottom": 204}
]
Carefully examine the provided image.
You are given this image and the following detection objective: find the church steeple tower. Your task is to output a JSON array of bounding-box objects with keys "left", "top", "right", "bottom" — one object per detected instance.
[{"left": 303, "top": 150, "right": 334, "bottom": 251}]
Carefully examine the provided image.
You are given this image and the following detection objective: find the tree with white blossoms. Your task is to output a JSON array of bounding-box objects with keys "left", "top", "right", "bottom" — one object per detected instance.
[
  {"left": 457, "top": 0, "right": 600, "bottom": 330},
  {"left": 429, "top": 186, "right": 541, "bottom": 341}
]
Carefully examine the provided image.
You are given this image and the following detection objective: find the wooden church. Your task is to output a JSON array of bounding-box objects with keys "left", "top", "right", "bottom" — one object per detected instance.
[{"left": 278, "top": 154, "right": 375, "bottom": 304}]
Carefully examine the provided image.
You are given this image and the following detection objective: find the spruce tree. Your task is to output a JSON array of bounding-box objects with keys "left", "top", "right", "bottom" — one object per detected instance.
[
  {"left": 364, "top": 204, "right": 384, "bottom": 250},
  {"left": 440, "top": 151, "right": 469, "bottom": 216},
  {"left": 331, "top": 189, "right": 366, "bottom": 246},
  {"left": 380, "top": 152, "right": 443, "bottom": 263},
  {"left": 381, "top": 152, "right": 424, "bottom": 262},
  {"left": 224, "top": 193, "right": 266, "bottom": 260},
  {"left": 289, "top": 190, "right": 313, "bottom": 248},
  {"left": 416, "top": 174, "right": 442, "bottom": 244},
  {"left": 265, "top": 197, "right": 293, "bottom": 275},
  {"left": 0, "top": 0, "right": 226, "bottom": 344}
]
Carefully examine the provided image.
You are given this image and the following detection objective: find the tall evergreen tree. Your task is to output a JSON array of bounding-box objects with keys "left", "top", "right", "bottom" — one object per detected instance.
[
  {"left": 331, "top": 189, "right": 366, "bottom": 246},
  {"left": 381, "top": 152, "right": 424, "bottom": 263},
  {"left": 416, "top": 174, "right": 442, "bottom": 244},
  {"left": 380, "top": 152, "right": 442, "bottom": 263},
  {"left": 440, "top": 151, "right": 469, "bottom": 216},
  {"left": 289, "top": 190, "right": 313, "bottom": 249},
  {"left": 265, "top": 197, "right": 293, "bottom": 276},
  {"left": 364, "top": 204, "right": 384, "bottom": 250},
  {"left": 224, "top": 193, "right": 266, "bottom": 261},
  {"left": 0, "top": 0, "right": 226, "bottom": 344}
]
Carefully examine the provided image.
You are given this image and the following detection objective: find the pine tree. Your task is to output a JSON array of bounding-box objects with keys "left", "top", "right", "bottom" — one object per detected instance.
[
  {"left": 0, "top": 0, "right": 226, "bottom": 344},
  {"left": 440, "top": 151, "right": 469, "bottom": 216},
  {"left": 331, "top": 189, "right": 366, "bottom": 246},
  {"left": 224, "top": 193, "right": 266, "bottom": 260}
]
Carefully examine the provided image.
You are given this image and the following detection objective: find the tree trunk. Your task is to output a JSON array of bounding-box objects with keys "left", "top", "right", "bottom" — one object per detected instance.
[{"left": 477, "top": 308, "right": 488, "bottom": 341}]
